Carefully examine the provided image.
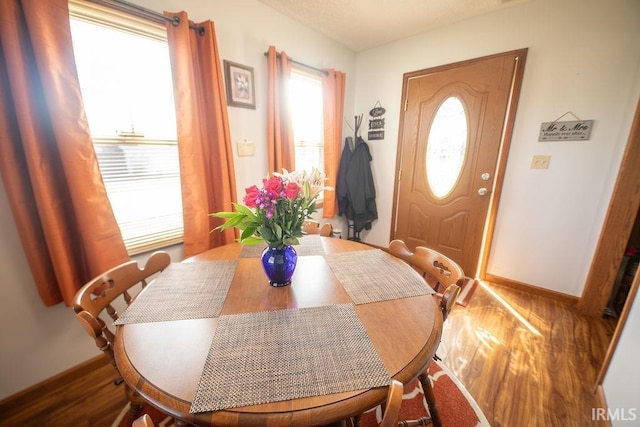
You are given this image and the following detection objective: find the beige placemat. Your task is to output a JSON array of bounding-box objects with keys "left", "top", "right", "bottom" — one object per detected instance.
[
  {"left": 190, "top": 304, "right": 390, "bottom": 413},
  {"left": 324, "top": 249, "right": 433, "bottom": 304},
  {"left": 237, "top": 243, "right": 267, "bottom": 258},
  {"left": 114, "top": 261, "right": 236, "bottom": 324},
  {"left": 238, "top": 235, "right": 325, "bottom": 258}
]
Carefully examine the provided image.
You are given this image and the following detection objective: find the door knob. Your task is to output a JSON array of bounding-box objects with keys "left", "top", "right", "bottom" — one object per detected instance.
[
  {"left": 481, "top": 172, "right": 491, "bottom": 181},
  {"left": 478, "top": 187, "right": 489, "bottom": 196}
]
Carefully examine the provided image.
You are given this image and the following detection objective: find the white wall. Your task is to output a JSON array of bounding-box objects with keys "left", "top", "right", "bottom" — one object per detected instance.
[
  {"left": 352, "top": 0, "right": 640, "bottom": 297},
  {"left": 0, "top": 179, "right": 97, "bottom": 398},
  {"left": 0, "top": 0, "right": 355, "bottom": 400}
]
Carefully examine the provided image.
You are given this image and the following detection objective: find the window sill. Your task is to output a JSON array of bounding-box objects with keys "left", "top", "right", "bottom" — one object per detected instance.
[{"left": 127, "top": 235, "right": 184, "bottom": 256}]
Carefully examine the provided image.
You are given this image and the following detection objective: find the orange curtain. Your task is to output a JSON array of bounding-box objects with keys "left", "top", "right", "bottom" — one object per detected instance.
[
  {"left": 165, "top": 12, "right": 237, "bottom": 258},
  {"left": 0, "top": 0, "right": 129, "bottom": 306},
  {"left": 321, "top": 69, "right": 346, "bottom": 218},
  {"left": 266, "top": 46, "right": 295, "bottom": 173}
]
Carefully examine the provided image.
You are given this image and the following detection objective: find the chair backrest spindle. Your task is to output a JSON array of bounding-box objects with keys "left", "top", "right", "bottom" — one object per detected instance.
[
  {"left": 73, "top": 251, "right": 171, "bottom": 369},
  {"left": 388, "top": 239, "right": 464, "bottom": 320}
]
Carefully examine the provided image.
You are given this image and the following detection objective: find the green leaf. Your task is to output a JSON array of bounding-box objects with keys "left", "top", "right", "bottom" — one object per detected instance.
[
  {"left": 273, "top": 223, "right": 283, "bottom": 239},
  {"left": 210, "top": 211, "right": 237, "bottom": 219},
  {"left": 223, "top": 214, "right": 247, "bottom": 229},
  {"left": 283, "top": 236, "right": 300, "bottom": 246},
  {"left": 240, "top": 226, "right": 257, "bottom": 241},
  {"left": 261, "top": 227, "right": 276, "bottom": 242},
  {"left": 233, "top": 203, "right": 257, "bottom": 218},
  {"left": 213, "top": 222, "right": 231, "bottom": 231},
  {"left": 240, "top": 236, "right": 265, "bottom": 245},
  {"left": 238, "top": 217, "right": 260, "bottom": 230}
]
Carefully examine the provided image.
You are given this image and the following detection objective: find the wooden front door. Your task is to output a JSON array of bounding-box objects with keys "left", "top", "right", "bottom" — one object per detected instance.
[{"left": 392, "top": 49, "right": 527, "bottom": 276}]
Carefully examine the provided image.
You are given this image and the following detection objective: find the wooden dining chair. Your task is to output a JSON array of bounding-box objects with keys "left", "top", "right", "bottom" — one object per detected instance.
[
  {"left": 320, "top": 222, "right": 333, "bottom": 237},
  {"left": 388, "top": 239, "right": 465, "bottom": 294},
  {"left": 379, "top": 379, "right": 404, "bottom": 427},
  {"left": 133, "top": 414, "right": 154, "bottom": 427},
  {"left": 387, "top": 240, "right": 464, "bottom": 427},
  {"left": 72, "top": 251, "right": 171, "bottom": 424},
  {"left": 302, "top": 219, "right": 320, "bottom": 234},
  {"left": 303, "top": 219, "right": 333, "bottom": 237},
  {"left": 343, "top": 379, "right": 403, "bottom": 427}
]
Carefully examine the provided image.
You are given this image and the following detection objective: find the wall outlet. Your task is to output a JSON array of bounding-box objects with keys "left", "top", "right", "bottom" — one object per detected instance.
[
  {"left": 237, "top": 140, "right": 255, "bottom": 156},
  {"left": 531, "top": 155, "right": 551, "bottom": 169}
]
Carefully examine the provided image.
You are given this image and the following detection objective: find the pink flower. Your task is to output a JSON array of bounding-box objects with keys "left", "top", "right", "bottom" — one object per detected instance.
[
  {"left": 243, "top": 185, "right": 260, "bottom": 207},
  {"left": 263, "top": 176, "right": 283, "bottom": 198},
  {"left": 284, "top": 182, "right": 300, "bottom": 199}
]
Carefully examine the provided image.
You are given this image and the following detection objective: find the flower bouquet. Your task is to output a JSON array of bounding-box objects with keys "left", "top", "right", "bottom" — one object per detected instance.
[
  {"left": 211, "top": 168, "right": 329, "bottom": 286},
  {"left": 211, "top": 167, "right": 328, "bottom": 248}
]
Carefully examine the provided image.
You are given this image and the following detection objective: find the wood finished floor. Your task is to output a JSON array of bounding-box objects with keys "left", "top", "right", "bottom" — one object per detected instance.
[
  {"left": 1, "top": 280, "right": 616, "bottom": 427},
  {"left": 1, "top": 361, "right": 127, "bottom": 427},
  {"left": 440, "top": 281, "right": 616, "bottom": 427}
]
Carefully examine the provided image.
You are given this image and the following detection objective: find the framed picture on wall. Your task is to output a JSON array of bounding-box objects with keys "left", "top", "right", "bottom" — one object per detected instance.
[{"left": 223, "top": 60, "right": 256, "bottom": 109}]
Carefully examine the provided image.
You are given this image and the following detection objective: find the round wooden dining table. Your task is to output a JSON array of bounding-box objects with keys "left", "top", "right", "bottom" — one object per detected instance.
[{"left": 114, "top": 237, "right": 443, "bottom": 426}]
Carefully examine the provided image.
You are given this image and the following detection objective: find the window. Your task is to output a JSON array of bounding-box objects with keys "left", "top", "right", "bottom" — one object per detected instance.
[
  {"left": 69, "top": 4, "right": 183, "bottom": 255},
  {"left": 289, "top": 69, "right": 324, "bottom": 174},
  {"left": 426, "top": 96, "right": 467, "bottom": 199}
]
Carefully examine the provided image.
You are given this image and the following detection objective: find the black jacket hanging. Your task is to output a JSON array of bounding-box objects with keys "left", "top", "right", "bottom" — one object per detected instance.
[
  {"left": 337, "top": 137, "right": 377, "bottom": 232},
  {"left": 336, "top": 137, "right": 352, "bottom": 217}
]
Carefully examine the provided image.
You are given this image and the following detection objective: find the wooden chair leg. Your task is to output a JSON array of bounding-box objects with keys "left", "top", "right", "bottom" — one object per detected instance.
[
  {"left": 418, "top": 371, "right": 441, "bottom": 427},
  {"left": 398, "top": 418, "right": 432, "bottom": 427},
  {"left": 125, "top": 385, "right": 144, "bottom": 424}
]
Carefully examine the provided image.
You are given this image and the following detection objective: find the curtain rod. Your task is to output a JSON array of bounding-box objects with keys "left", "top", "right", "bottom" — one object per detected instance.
[
  {"left": 263, "top": 52, "right": 328, "bottom": 76},
  {"left": 85, "top": 0, "right": 205, "bottom": 34}
]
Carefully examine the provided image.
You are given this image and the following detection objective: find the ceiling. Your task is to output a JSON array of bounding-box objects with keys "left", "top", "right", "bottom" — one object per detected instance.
[{"left": 256, "top": 0, "right": 529, "bottom": 52}]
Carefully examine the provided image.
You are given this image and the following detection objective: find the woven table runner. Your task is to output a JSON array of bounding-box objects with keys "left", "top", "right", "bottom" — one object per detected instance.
[
  {"left": 324, "top": 249, "right": 433, "bottom": 304},
  {"left": 238, "top": 235, "right": 325, "bottom": 258},
  {"left": 114, "top": 261, "right": 237, "bottom": 324},
  {"left": 190, "top": 304, "right": 391, "bottom": 413}
]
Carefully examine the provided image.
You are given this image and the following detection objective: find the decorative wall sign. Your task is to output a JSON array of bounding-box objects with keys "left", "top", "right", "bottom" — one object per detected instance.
[
  {"left": 368, "top": 101, "right": 386, "bottom": 140},
  {"left": 224, "top": 60, "right": 256, "bottom": 109},
  {"left": 538, "top": 112, "right": 593, "bottom": 141},
  {"left": 539, "top": 120, "right": 593, "bottom": 141}
]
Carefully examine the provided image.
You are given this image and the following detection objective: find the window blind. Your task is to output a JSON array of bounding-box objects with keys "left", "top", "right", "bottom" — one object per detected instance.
[{"left": 95, "top": 138, "right": 183, "bottom": 254}]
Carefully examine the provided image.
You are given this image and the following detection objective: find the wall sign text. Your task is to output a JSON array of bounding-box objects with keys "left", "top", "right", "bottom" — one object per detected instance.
[{"left": 539, "top": 120, "right": 593, "bottom": 141}]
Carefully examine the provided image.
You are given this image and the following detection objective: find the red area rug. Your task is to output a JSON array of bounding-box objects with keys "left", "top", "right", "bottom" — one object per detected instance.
[
  {"left": 113, "top": 360, "right": 488, "bottom": 427},
  {"left": 360, "top": 360, "right": 489, "bottom": 426}
]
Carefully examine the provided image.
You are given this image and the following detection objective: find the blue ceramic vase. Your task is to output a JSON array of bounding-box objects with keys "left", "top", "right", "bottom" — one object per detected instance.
[{"left": 260, "top": 245, "right": 298, "bottom": 287}]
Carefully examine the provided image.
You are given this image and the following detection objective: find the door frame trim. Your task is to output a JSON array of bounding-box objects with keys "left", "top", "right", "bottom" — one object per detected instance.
[
  {"left": 391, "top": 48, "right": 528, "bottom": 278},
  {"left": 578, "top": 97, "right": 640, "bottom": 317}
]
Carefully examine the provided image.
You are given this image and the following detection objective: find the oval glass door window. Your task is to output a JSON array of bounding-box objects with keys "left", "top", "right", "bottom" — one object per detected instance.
[{"left": 426, "top": 96, "right": 468, "bottom": 198}]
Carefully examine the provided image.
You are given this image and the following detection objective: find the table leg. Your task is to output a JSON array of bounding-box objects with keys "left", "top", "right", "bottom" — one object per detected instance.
[{"left": 419, "top": 371, "right": 442, "bottom": 427}]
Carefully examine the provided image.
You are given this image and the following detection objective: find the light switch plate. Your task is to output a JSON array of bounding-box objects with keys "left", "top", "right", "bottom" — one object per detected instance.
[
  {"left": 237, "top": 140, "right": 255, "bottom": 156},
  {"left": 531, "top": 155, "right": 551, "bottom": 169}
]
